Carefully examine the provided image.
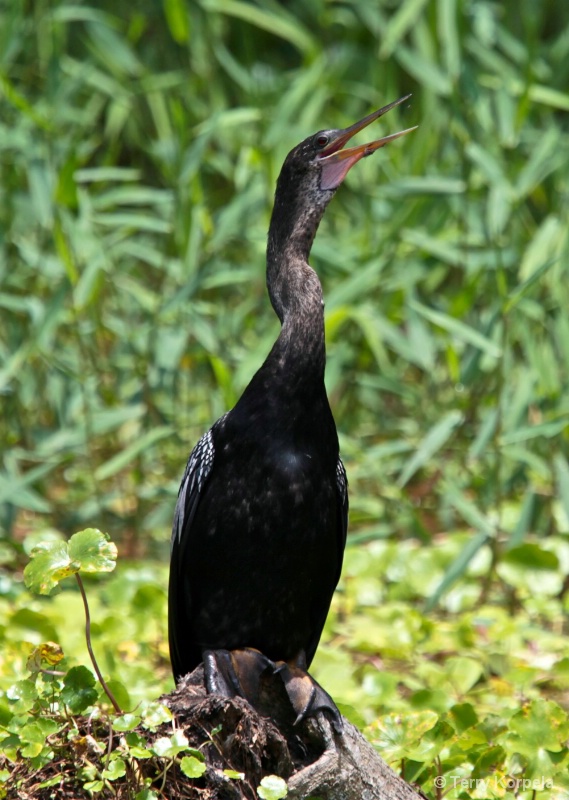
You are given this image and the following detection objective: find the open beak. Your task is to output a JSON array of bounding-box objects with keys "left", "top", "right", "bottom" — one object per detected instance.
[{"left": 318, "top": 95, "right": 417, "bottom": 190}]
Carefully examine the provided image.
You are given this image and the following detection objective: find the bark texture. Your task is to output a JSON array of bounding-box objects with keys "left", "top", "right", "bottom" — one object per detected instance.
[{"left": 163, "top": 667, "right": 425, "bottom": 800}]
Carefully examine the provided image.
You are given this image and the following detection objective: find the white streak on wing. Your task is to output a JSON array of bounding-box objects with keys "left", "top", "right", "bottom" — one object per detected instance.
[
  {"left": 172, "top": 426, "right": 216, "bottom": 548},
  {"left": 336, "top": 457, "right": 348, "bottom": 505}
]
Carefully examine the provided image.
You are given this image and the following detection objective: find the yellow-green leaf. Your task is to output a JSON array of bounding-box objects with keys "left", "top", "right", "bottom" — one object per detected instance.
[{"left": 68, "top": 529, "right": 117, "bottom": 573}]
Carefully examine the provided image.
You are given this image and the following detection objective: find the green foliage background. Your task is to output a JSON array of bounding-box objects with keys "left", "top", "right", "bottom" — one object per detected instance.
[{"left": 1, "top": 0, "right": 569, "bottom": 796}]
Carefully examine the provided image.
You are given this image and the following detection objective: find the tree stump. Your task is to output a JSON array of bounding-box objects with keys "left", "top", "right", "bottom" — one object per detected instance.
[{"left": 163, "top": 666, "right": 425, "bottom": 800}]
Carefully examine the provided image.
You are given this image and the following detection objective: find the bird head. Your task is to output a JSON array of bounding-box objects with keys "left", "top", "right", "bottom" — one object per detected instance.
[
  {"left": 267, "top": 94, "right": 417, "bottom": 302},
  {"left": 314, "top": 95, "right": 417, "bottom": 190},
  {"left": 280, "top": 94, "right": 417, "bottom": 197}
]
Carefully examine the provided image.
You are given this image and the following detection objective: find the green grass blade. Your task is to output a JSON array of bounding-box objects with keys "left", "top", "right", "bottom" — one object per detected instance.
[{"left": 398, "top": 411, "right": 463, "bottom": 488}]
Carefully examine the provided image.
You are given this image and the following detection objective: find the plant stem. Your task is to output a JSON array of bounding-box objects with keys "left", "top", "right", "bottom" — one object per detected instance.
[{"left": 75, "top": 573, "right": 122, "bottom": 714}]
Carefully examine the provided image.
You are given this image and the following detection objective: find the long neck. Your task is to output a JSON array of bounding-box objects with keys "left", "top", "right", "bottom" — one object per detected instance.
[{"left": 265, "top": 189, "right": 328, "bottom": 382}]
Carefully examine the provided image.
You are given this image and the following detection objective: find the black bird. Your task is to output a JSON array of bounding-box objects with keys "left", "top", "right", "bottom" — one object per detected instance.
[{"left": 169, "top": 96, "right": 415, "bottom": 728}]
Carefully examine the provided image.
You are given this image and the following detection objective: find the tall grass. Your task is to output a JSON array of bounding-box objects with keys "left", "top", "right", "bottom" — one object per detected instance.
[{"left": 1, "top": 1, "right": 568, "bottom": 595}]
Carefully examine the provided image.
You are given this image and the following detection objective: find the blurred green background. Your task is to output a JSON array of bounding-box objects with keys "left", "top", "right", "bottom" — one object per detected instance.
[{"left": 1, "top": 0, "right": 569, "bottom": 793}]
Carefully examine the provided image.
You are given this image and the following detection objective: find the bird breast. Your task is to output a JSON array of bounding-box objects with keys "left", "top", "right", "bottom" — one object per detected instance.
[{"left": 270, "top": 447, "right": 313, "bottom": 505}]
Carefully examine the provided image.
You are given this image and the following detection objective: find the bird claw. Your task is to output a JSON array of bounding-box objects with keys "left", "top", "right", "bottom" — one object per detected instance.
[
  {"left": 275, "top": 661, "right": 344, "bottom": 734},
  {"left": 203, "top": 647, "right": 274, "bottom": 705},
  {"left": 203, "top": 648, "right": 343, "bottom": 734}
]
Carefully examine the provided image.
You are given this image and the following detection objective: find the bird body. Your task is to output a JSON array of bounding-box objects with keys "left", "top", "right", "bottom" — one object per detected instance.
[
  {"left": 169, "top": 97, "right": 415, "bottom": 721},
  {"left": 170, "top": 256, "right": 346, "bottom": 676}
]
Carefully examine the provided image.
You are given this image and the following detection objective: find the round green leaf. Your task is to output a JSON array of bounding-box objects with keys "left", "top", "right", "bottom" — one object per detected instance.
[
  {"left": 135, "top": 789, "right": 159, "bottom": 800},
  {"left": 18, "top": 721, "right": 49, "bottom": 745},
  {"left": 68, "top": 529, "right": 117, "bottom": 573},
  {"left": 257, "top": 775, "right": 288, "bottom": 800},
  {"left": 15, "top": 717, "right": 61, "bottom": 762},
  {"left": 129, "top": 745, "right": 153, "bottom": 759},
  {"left": 123, "top": 732, "right": 153, "bottom": 758},
  {"left": 151, "top": 731, "right": 189, "bottom": 758},
  {"left": 6, "top": 679, "right": 38, "bottom": 714},
  {"left": 368, "top": 711, "right": 439, "bottom": 762},
  {"left": 139, "top": 702, "right": 172, "bottom": 731},
  {"left": 22, "top": 529, "right": 64, "bottom": 556},
  {"left": 102, "top": 758, "right": 127, "bottom": 780},
  {"left": 20, "top": 741, "right": 44, "bottom": 758},
  {"left": 60, "top": 666, "right": 98, "bottom": 713},
  {"left": 504, "top": 700, "right": 569, "bottom": 756},
  {"left": 35, "top": 717, "right": 62, "bottom": 737},
  {"left": 23, "top": 541, "right": 76, "bottom": 595},
  {"left": 151, "top": 736, "right": 173, "bottom": 758},
  {"left": 83, "top": 781, "right": 104, "bottom": 792},
  {"left": 180, "top": 755, "right": 207, "bottom": 779},
  {"left": 113, "top": 713, "right": 139, "bottom": 732},
  {"left": 472, "top": 744, "right": 506, "bottom": 777}
]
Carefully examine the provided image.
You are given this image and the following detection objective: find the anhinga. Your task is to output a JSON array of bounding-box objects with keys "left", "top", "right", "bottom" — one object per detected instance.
[{"left": 169, "top": 96, "right": 415, "bottom": 730}]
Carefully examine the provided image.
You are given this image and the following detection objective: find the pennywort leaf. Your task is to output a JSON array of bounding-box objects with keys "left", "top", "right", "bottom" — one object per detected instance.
[
  {"left": 257, "top": 774, "right": 288, "bottom": 800},
  {"left": 24, "top": 529, "right": 116, "bottom": 595}
]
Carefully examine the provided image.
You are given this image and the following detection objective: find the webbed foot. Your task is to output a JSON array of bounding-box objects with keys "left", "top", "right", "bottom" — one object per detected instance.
[
  {"left": 202, "top": 647, "right": 343, "bottom": 734},
  {"left": 275, "top": 661, "right": 344, "bottom": 734},
  {"left": 203, "top": 647, "right": 274, "bottom": 705}
]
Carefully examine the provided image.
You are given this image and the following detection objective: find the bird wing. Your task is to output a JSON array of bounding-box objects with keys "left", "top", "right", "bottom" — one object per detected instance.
[
  {"left": 304, "top": 455, "right": 348, "bottom": 667},
  {"left": 171, "top": 423, "right": 219, "bottom": 549},
  {"left": 336, "top": 455, "right": 349, "bottom": 553},
  {"left": 169, "top": 419, "right": 225, "bottom": 679},
  {"left": 335, "top": 456, "right": 349, "bottom": 599}
]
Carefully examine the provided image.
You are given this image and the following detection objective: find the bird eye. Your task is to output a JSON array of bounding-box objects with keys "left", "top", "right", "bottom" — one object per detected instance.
[{"left": 316, "top": 134, "right": 329, "bottom": 148}]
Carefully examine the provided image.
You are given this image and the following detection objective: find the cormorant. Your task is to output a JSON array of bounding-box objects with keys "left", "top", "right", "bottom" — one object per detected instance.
[{"left": 169, "top": 96, "right": 416, "bottom": 730}]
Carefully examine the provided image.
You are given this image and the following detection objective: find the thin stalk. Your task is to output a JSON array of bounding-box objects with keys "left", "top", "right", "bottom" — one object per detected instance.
[
  {"left": 104, "top": 717, "right": 114, "bottom": 770},
  {"left": 75, "top": 573, "right": 122, "bottom": 714}
]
